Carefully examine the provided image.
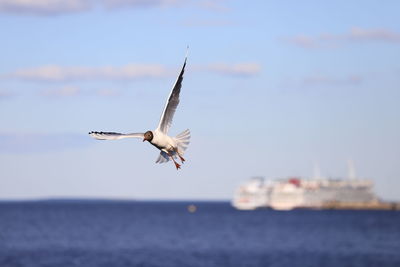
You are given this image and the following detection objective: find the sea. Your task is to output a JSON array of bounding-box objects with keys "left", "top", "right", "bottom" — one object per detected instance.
[{"left": 0, "top": 201, "right": 399, "bottom": 267}]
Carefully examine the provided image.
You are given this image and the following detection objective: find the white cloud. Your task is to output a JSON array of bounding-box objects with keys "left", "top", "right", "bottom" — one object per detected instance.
[
  {"left": 0, "top": 0, "right": 181, "bottom": 15},
  {"left": 182, "top": 18, "right": 233, "bottom": 27},
  {"left": 96, "top": 88, "right": 119, "bottom": 96},
  {"left": 101, "top": 0, "right": 229, "bottom": 11},
  {"left": 103, "top": 0, "right": 182, "bottom": 9},
  {"left": 283, "top": 35, "right": 320, "bottom": 49},
  {"left": 205, "top": 63, "right": 261, "bottom": 77},
  {"left": 41, "top": 86, "right": 121, "bottom": 97},
  {"left": 196, "top": 0, "right": 230, "bottom": 12},
  {"left": 285, "top": 27, "right": 400, "bottom": 49},
  {"left": 347, "top": 27, "right": 400, "bottom": 43},
  {"left": 2, "top": 62, "right": 262, "bottom": 82},
  {"left": 0, "top": 0, "right": 227, "bottom": 15},
  {"left": 0, "top": 0, "right": 90, "bottom": 15},
  {"left": 4, "top": 64, "right": 169, "bottom": 82}
]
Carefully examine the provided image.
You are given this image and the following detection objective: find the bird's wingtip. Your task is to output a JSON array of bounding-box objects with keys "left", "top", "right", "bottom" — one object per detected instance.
[{"left": 185, "top": 46, "right": 189, "bottom": 59}]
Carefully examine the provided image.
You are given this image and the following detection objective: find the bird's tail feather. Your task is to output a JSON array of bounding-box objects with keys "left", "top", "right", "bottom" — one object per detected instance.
[
  {"left": 175, "top": 129, "right": 190, "bottom": 155},
  {"left": 155, "top": 129, "right": 190, "bottom": 164}
]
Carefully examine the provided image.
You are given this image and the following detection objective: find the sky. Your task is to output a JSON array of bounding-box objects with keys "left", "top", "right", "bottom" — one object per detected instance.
[{"left": 0, "top": 0, "right": 399, "bottom": 201}]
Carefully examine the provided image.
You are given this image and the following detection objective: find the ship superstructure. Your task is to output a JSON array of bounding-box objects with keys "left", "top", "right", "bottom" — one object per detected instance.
[{"left": 232, "top": 177, "right": 378, "bottom": 210}]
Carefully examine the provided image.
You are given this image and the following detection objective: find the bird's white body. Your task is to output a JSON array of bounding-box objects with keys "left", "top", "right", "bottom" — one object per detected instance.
[
  {"left": 89, "top": 52, "right": 190, "bottom": 169},
  {"left": 151, "top": 130, "right": 177, "bottom": 152},
  {"left": 153, "top": 128, "right": 190, "bottom": 164}
]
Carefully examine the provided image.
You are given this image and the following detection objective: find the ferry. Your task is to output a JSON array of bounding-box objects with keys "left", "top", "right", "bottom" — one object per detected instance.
[{"left": 232, "top": 176, "right": 378, "bottom": 210}]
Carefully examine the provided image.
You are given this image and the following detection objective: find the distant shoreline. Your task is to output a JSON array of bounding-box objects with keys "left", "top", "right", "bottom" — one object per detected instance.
[{"left": 0, "top": 198, "right": 231, "bottom": 203}]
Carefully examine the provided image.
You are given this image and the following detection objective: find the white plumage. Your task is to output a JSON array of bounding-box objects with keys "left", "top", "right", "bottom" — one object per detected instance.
[{"left": 89, "top": 52, "right": 190, "bottom": 170}]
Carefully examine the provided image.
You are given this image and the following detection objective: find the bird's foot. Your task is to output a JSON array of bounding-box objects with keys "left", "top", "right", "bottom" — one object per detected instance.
[
  {"left": 178, "top": 155, "right": 185, "bottom": 164},
  {"left": 174, "top": 162, "right": 181, "bottom": 170}
]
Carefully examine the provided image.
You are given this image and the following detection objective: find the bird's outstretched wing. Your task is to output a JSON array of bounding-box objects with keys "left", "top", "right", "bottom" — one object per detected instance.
[
  {"left": 156, "top": 54, "right": 187, "bottom": 134},
  {"left": 89, "top": 131, "right": 144, "bottom": 140}
]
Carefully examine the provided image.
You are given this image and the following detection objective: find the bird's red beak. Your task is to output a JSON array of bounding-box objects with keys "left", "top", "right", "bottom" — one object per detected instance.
[{"left": 143, "top": 138, "right": 146, "bottom": 142}]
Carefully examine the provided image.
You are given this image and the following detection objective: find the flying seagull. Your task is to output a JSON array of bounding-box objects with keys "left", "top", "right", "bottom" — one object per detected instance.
[{"left": 89, "top": 54, "right": 190, "bottom": 170}]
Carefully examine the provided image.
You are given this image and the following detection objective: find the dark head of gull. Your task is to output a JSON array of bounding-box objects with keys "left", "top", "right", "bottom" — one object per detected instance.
[{"left": 143, "top": 131, "right": 154, "bottom": 142}]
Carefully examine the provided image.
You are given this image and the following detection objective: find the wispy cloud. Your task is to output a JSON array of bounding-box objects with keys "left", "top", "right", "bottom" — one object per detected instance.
[
  {"left": 182, "top": 18, "right": 233, "bottom": 27},
  {"left": 204, "top": 63, "right": 262, "bottom": 77},
  {"left": 2, "top": 62, "right": 262, "bottom": 82},
  {"left": 41, "top": 86, "right": 81, "bottom": 97},
  {"left": 284, "top": 35, "right": 321, "bottom": 49},
  {"left": 196, "top": 0, "right": 230, "bottom": 12},
  {"left": 0, "top": 132, "right": 91, "bottom": 154},
  {"left": 40, "top": 86, "right": 120, "bottom": 98},
  {"left": 285, "top": 27, "right": 400, "bottom": 49},
  {"left": 3, "top": 64, "right": 169, "bottom": 82},
  {"left": 347, "top": 27, "right": 400, "bottom": 42},
  {"left": 102, "top": 0, "right": 183, "bottom": 10},
  {"left": 96, "top": 88, "right": 120, "bottom": 96},
  {"left": 0, "top": 0, "right": 229, "bottom": 16},
  {"left": 0, "top": 0, "right": 90, "bottom": 15},
  {"left": 0, "top": 89, "right": 13, "bottom": 99}
]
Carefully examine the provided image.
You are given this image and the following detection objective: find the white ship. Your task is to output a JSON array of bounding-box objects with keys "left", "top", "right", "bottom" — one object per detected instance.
[{"left": 232, "top": 163, "right": 378, "bottom": 210}]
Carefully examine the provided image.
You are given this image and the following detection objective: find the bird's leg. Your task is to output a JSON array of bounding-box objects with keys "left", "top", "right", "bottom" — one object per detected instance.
[
  {"left": 168, "top": 152, "right": 181, "bottom": 170},
  {"left": 174, "top": 147, "right": 185, "bottom": 164}
]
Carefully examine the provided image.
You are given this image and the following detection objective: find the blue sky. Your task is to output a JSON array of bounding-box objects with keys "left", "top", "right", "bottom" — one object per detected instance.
[{"left": 0, "top": 0, "right": 399, "bottom": 200}]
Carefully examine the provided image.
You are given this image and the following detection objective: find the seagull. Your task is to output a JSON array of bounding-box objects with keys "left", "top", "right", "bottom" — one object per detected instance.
[{"left": 89, "top": 54, "right": 190, "bottom": 170}]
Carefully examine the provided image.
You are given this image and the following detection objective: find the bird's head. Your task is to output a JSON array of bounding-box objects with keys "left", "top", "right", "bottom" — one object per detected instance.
[{"left": 143, "top": 131, "right": 153, "bottom": 142}]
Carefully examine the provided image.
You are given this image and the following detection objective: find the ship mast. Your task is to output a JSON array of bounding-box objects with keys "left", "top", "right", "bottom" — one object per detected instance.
[
  {"left": 313, "top": 162, "right": 321, "bottom": 179},
  {"left": 347, "top": 159, "right": 357, "bottom": 180}
]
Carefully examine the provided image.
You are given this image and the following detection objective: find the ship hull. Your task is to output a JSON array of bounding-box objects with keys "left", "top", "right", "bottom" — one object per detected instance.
[{"left": 233, "top": 178, "right": 379, "bottom": 210}]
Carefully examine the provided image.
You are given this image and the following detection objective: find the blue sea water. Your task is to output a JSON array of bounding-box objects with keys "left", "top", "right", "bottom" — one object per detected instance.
[{"left": 0, "top": 201, "right": 399, "bottom": 267}]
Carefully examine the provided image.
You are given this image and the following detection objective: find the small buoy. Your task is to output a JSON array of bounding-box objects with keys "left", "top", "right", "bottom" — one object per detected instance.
[{"left": 187, "top": 204, "right": 197, "bottom": 213}]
